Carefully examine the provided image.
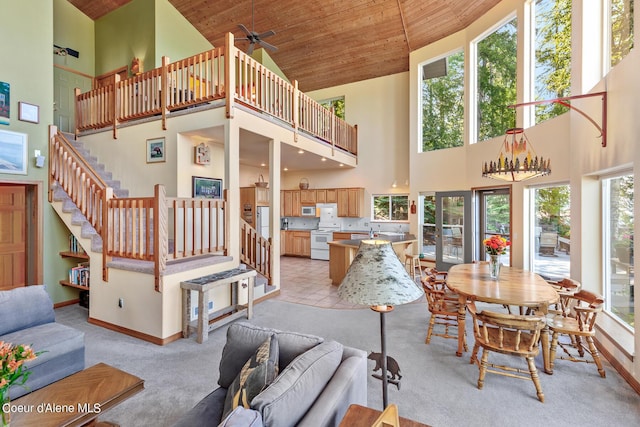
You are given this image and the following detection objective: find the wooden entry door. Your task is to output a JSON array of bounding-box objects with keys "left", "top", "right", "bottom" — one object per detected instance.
[{"left": 0, "top": 185, "right": 26, "bottom": 290}]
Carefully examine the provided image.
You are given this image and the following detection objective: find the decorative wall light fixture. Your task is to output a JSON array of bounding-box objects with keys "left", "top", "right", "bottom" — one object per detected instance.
[{"left": 482, "top": 92, "right": 607, "bottom": 182}]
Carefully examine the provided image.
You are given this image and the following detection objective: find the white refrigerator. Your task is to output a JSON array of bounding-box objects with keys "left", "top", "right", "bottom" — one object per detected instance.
[{"left": 256, "top": 206, "right": 270, "bottom": 239}]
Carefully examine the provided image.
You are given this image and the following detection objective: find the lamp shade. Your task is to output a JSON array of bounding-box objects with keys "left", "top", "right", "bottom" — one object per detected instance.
[{"left": 337, "top": 239, "right": 424, "bottom": 306}]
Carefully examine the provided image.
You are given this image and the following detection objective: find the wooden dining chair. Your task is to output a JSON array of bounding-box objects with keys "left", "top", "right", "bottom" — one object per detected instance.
[
  {"left": 547, "top": 289, "right": 606, "bottom": 378},
  {"left": 546, "top": 278, "right": 582, "bottom": 316},
  {"left": 421, "top": 272, "right": 467, "bottom": 351},
  {"left": 467, "top": 301, "right": 547, "bottom": 402}
]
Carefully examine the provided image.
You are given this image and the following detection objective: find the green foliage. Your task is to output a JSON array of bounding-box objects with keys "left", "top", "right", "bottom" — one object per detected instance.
[
  {"left": 611, "top": 0, "right": 635, "bottom": 67},
  {"left": 477, "top": 18, "right": 518, "bottom": 142},
  {"left": 374, "top": 195, "right": 409, "bottom": 221},
  {"left": 535, "top": 0, "right": 572, "bottom": 122},
  {"left": 422, "top": 51, "right": 465, "bottom": 151},
  {"left": 423, "top": 196, "right": 436, "bottom": 224},
  {"left": 485, "top": 194, "right": 510, "bottom": 233},
  {"left": 319, "top": 97, "right": 345, "bottom": 119},
  {"left": 535, "top": 185, "right": 570, "bottom": 237}
]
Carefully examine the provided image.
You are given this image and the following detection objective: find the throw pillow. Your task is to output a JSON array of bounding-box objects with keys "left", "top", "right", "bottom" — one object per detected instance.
[
  {"left": 251, "top": 340, "right": 343, "bottom": 427},
  {"left": 222, "top": 334, "right": 279, "bottom": 420},
  {"left": 218, "top": 322, "right": 324, "bottom": 388}
]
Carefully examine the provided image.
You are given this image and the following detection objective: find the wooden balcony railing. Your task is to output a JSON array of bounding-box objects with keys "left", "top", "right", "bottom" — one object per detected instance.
[
  {"left": 240, "top": 219, "right": 272, "bottom": 283},
  {"left": 49, "top": 128, "right": 228, "bottom": 291},
  {"left": 74, "top": 33, "right": 357, "bottom": 156}
]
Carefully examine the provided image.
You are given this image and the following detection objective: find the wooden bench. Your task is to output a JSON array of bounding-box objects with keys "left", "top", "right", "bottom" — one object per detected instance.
[{"left": 181, "top": 267, "right": 257, "bottom": 343}]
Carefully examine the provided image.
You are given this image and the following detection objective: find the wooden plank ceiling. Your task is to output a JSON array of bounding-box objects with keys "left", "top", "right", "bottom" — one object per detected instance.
[{"left": 68, "top": 0, "right": 501, "bottom": 92}]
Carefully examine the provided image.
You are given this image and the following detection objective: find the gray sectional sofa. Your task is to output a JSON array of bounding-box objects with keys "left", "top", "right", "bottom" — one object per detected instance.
[
  {"left": 0, "top": 285, "right": 85, "bottom": 399},
  {"left": 174, "top": 322, "right": 368, "bottom": 427}
]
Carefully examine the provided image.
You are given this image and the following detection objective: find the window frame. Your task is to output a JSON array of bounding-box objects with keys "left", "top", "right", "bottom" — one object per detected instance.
[{"left": 371, "top": 194, "right": 410, "bottom": 223}]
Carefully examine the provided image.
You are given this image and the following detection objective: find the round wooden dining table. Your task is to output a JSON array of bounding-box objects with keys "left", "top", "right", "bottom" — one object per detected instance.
[{"left": 446, "top": 263, "right": 559, "bottom": 374}]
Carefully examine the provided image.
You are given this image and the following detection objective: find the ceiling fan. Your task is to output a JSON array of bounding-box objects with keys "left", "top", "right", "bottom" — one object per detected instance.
[{"left": 236, "top": 0, "right": 278, "bottom": 55}]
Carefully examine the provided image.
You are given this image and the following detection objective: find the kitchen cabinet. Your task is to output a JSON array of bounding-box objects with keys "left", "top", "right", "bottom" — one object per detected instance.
[
  {"left": 337, "top": 188, "right": 364, "bottom": 217},
  {"left": 300, "top": 189, "right": 317, "bottom": 205},
  {"left": 282, "top": 230, "right": 310, "bottom": 257},
  {"left": 280, "top": 230, "right": 287, "bottom": 255},
  {"left": 281, "top": 190, "right": 301, "bottom": 217},
  {"left": 316, "top": 189, "right": 327, "bottom": 203},
  {"left": 325, "top": 189, "right": 338, "bottom": 203}
]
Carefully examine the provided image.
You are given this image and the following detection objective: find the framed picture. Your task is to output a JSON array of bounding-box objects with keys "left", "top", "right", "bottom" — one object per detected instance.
[
  {"left": 0, "top": 129, "right": 28, "bottom": 174},
  {"left": 192, "top": 176, "right": 222, "bottom": 199},
  {"left": 146, "top": 137, "right": 165, "bottom": 163},
  {"left": 18, "top": 102, "right": 39, "bottom": 124}
]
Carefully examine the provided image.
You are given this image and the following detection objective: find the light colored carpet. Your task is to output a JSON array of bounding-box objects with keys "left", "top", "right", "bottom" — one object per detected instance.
[{"left": 54, "top": 299, "right": 640, "bottom": 427}]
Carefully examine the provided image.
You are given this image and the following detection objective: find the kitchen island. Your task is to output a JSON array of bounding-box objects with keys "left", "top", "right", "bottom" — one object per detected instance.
[{"left": 327, "top": 234, "right": 418, "bottom": 285}]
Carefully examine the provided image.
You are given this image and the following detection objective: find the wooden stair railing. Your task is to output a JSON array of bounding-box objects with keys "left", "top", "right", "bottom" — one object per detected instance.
[
  {"left": 73, "top": 33, "right": 357, "bottom": 156},
  {"left": 240, "top": 219, "right": 272, "bottom": 284},
  {"left": 49, "top": 126, "right": 114, "bottom": 281},
  {"left": 49, "top": 127, "right": 229, "bottom": 291},
  {"left": 104, "top": 185, "right": 228, "bottom": 292}
]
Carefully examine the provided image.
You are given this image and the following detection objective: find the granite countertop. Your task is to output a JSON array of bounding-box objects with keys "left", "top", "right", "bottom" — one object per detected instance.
[{"left": 328, "top": 234, "right": 417, "bottom": 247}]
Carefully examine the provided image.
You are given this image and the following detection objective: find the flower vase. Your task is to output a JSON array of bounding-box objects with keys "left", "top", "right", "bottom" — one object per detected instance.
[{"left": 489, "top": 255, "right": 501, "bottom": 279}]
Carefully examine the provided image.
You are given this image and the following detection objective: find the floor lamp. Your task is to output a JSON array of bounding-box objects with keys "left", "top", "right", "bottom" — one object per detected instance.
[{"left": 337, "top": 239, "right": 424, "bottom": 408}]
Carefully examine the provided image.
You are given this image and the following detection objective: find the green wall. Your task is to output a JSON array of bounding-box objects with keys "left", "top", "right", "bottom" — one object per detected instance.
[
  {"left": 155, "top": 0, "right": 213, "bottom": 64},
  {"left": 95, "top": 0, "right": 155, "bottom": 76},
  {"left": 53, "top": 0, "right": 95, "bottom": 76},
  {"left": 1, "top": 0, "right": 76, "bottom": 304}
]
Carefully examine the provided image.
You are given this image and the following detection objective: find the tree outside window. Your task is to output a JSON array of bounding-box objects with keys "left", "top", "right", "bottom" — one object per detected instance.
[
  {"left": 611, "top": 0, "right": 634, "bottom": 67},
  {"left": 476, "top": 17, "right": 518, "bottom": 142},
  {"left": 421, "top": 51, "right": 464, "bottom": 152},
  {"left": 319, "top": 96, "right": 345, "bottom": 119},
  {"left": 373, "top": 195, "right": 409, "bottom": 221},
  {"left": 534, "top": 0, "right": 571, "bottom": 123}
]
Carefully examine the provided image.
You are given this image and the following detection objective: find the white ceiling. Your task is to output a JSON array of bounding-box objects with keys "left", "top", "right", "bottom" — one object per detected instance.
[{"left": 182, "top": 126, "right": 350, "bottom": 172}]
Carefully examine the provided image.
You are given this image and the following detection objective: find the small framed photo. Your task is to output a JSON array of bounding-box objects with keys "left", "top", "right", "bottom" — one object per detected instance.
[
  {"left": 146, "top": 137, "right": 165, "bottom": 163},
  {"left": 192, "top": 176, "right": 222, "bottom": 199},
  {"left": 18, "top": 102, "right": 39, "bottom": 124},
  {"left": 0, "top": 129, "right": 28, "bottom": 174}
]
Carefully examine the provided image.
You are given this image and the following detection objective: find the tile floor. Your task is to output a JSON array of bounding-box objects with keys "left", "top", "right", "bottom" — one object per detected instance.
[{"left": 275, "top": 256, "right": 426, "bottom": 309}]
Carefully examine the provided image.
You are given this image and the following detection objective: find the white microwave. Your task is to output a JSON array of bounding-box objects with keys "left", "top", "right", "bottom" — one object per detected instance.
[{"left": 301, "top": 206, "right": 316, "bottom": 216}]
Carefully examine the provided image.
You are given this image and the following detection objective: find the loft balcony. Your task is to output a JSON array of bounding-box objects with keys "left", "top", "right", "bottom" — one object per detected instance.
[{"left": 74, "top": 33, "right": 358, "bottom": 158}]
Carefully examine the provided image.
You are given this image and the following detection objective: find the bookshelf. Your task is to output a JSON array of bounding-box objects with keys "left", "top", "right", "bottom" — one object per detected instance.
[{"left": 60, "top": 235, "right": 90, "bottom": 291}]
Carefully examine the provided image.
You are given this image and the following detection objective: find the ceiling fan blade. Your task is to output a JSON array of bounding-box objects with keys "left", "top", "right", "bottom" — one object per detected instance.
[
  {"left": 258, "top": 40, "right": 278, "bottom": 52},
  {"left": 257, "top": 30, "right": 275, "bottom": 39},
  {"left": 238, "top": 24, "right": 252, "bottom": 36},
  {"left": 247, "top": 42, "right": 255, "bottom": 55}
]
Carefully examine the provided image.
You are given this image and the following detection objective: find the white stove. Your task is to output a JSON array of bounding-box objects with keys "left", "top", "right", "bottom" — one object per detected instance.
[{"left": 310, "top": 228, "right": 340, "bottom": 260}]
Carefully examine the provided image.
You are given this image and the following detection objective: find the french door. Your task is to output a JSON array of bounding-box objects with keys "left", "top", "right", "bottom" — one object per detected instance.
[{"left": 435, "top": 191, "right": 472, "bottom": 271}]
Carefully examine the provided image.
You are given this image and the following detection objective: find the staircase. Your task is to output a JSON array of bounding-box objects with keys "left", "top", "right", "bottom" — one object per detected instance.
[{"left": 50, "top": 130, "right": 274, "bottom": 295}]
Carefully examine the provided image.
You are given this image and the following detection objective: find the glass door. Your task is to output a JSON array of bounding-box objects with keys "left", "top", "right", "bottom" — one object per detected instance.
[
  {"left": 478, "top": 188, "right": 511, "bottom": 266},
  {"left": 435, "top": 191, "right": 472, "bottom": 271}
]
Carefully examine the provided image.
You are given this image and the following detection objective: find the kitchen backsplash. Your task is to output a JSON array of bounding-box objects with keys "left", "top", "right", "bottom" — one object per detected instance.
[{"left": 283, "top": 216, "right": 409, "bottom": 233}]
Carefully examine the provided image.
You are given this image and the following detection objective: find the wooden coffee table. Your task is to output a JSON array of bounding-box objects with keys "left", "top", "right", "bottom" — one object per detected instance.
[
  {"left": 11, "top": 363, "right": 144, "bottom": 426},
  {"left": 339, "top": 404, "right": 431, "bottom": 427}
]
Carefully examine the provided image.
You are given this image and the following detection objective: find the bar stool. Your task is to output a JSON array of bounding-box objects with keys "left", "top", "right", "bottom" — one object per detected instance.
[{"left": 404, "top": 253, "right": 421, "bottom": 280}]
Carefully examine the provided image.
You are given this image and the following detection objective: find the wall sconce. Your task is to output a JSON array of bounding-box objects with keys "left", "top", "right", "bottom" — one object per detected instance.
[
  {"left": 391, "top": 180, "right": 397, "bottom": 188},
  {"left": 131, "top": 57, "right": 143, "bottom": 75},
  {"left": 34, "top": 150, "right": 45, "bottom": 168}
]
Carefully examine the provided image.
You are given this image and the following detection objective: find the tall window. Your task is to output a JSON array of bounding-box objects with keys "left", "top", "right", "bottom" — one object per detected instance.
[
  {"left": 422, "top": 194, "right": 436, "bottom": 258},
  {"left": 476, "top": 17, "right": 518, "bottom": 142},
  {"left": 534, "top": 0, "right": 572, "bottom": 122},
  {"left": 531, "top": 185, "right": 571, "bottom": 280},
  {"left": 603, "top": 174, "right": 634, "bottom": 329},
  {"left": 421, "top": 51, "right": 465, "bottom": 152},
  {"left": 611, "top": 0, "right": 634, "bottom": 67},
  {"left": 373, "top": 195, "right": 409, "bottom": 221}
]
